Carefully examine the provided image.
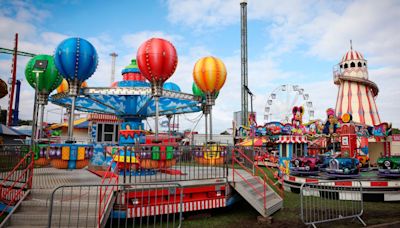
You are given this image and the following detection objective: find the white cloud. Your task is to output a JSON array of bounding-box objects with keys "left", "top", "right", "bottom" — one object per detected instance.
[
  {"left": 121, "top": 31, "right": 184, "bottom": 54},
  {"left": 1, "top": 0, "right": 399, "bottom": 137},
  {"left": 165, "top": 0, "right": 400, "bottom": 129}
]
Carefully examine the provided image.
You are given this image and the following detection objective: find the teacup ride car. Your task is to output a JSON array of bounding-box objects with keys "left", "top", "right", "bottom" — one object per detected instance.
[
  {"left": 357, "top": 154, "right": 370, "bottom": 172},
  {"left": 290, "top": 156, "right": 320, "bottom": 176},
  {"left": 254, "top": 148, "right": 268, "bottom": 163},
  {"left": 316, "top": 151, "right": 340, "bottom": 171},
  {"left": 195, "top": 142, "right": 226, "bottom": 166},
  {"left": 325, "top": 156, "right": 360, "bottom": 178},
  {"left": 377, "top": 156, "right": 400, "bottom": 177},
  {"left": 263, "top": 150, "right": 279, "bottom": 167}
]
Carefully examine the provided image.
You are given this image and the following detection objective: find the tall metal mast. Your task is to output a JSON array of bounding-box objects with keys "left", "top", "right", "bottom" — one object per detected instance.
[
  {"left": 110, "top": 52, "right": 118, "bottom": 84},
  {"left": 240, "top": 0, "right": 248, "bottom": 126},
  {"left": 7, "top": 33, "right": 18, "bottom": 126}
]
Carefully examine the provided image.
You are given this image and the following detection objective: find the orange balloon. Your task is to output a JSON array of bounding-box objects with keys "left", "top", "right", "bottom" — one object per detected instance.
[
  {"left": 193, "top": 56, "right": 227, "bottom": 94},
  {"left": 56, "top": 79, "right": 88, "bottom": 93}
]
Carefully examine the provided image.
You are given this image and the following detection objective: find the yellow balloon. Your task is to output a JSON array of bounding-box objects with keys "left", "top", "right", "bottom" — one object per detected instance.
[
  {"left": 56, "top": 79, "right": 88, "bottom": 93},
  {"left": 193, "top": 56, "right": 227, "bottom": 94}
]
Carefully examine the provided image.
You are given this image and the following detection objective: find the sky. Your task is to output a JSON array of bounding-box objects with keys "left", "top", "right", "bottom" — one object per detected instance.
[{"left": 0, "top": 0, "right": 399, "bottom": 134}]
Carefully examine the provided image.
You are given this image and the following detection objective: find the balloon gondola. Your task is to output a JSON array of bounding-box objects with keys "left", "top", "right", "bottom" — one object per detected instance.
[{"left": 192, "top": 56, "right": 227, "bottom": 165}]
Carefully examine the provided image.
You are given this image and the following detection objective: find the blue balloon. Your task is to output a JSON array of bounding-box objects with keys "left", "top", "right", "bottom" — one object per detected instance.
[
  {"left": 163, "top": 82, "right": 181, "bottom": 92},
  {"left": 54, "top": 37, "right": 98, "bottom": 81}
]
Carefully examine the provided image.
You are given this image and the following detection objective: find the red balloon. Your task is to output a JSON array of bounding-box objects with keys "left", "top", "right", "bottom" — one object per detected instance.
[{"left": 136, "top": 38, "right": 178, "bottom": 83}]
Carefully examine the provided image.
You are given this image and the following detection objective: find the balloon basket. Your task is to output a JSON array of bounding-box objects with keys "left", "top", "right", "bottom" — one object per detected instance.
[{"left": 34, "top": 157, "right": 50, "bottom": 167}]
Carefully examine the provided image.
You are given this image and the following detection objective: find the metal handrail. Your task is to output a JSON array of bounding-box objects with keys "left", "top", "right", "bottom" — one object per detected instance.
[
  {"left": 0, "top": 151, "right": 34, "bottom": 219},
  {"left": 233, "top": 156, "right": 266, "bottom": 208},
  {"left": 98, "top": 150, "right": 120, "bottom": 226}
]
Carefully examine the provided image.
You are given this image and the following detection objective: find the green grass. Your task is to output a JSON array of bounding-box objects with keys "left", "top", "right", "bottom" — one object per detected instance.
[{"left": 181, "top": 166, "right": 400, "bottom": 227}]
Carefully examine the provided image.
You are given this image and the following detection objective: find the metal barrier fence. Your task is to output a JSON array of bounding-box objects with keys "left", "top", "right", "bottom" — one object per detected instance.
[
  {"left": 300, "top": 180, "right": 366, "bottom": 227},
  {"left": 118, "top": 145, "right": 230, "bottom": 184},
  {"left": 48, "top": 183, "right": 183, "bottom": 228}
]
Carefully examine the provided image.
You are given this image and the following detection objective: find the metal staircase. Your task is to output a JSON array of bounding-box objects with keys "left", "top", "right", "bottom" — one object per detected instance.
[
  {"left": 234, "top": 177, "right": 283, "bottom": 217},
  {"left": 7, "top": 188, "right": 100, "bottom": 227},
  {"left": 231, "top": 147, "right": 283, "bottom": 217}
]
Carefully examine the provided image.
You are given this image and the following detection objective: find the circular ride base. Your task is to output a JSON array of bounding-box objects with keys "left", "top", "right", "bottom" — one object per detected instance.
[
  {"left": 360, "top": 167, "right": 372, "bottom": 172},
  {"left": 325, "top": 172, "right": 361, "bottom": 178},
  {"left": 283, "top": 170, "right": 400, "bottom": 201},
  {"left": 377, "top": 172, "right": 400, "bottom": 178},
  {"left": 289, "top": 168, "right": 319, "bottom": 176}
]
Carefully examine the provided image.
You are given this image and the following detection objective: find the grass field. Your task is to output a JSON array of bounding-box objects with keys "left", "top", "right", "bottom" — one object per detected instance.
[{"left": 182, "top": 167, "right": 400, "bottom": 228}]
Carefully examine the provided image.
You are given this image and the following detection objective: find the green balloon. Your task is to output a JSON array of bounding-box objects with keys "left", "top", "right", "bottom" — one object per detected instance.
[
  {"left": 192, "top": 82, "right": 204, "bottom": 97},
  {"left": 25, "top": 55, "right": 63, "bottom": 94},
  {"left": 192, "top": 82, "right": 219, "bottom": 99}
]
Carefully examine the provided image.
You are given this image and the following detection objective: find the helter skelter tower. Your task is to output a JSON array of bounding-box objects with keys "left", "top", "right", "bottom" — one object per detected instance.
[{"left": 333, "top": 42, "right": 381, "bottom": 126}]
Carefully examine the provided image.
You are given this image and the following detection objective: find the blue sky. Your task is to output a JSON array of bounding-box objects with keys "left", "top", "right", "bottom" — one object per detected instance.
[{"left": 0, "top": 0, "right": 399, "bottom": 133}]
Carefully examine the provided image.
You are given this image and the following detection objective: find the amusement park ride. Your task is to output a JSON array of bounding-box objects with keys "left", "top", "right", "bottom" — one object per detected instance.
[
  {"left": 234, "top": 44, "right": 400, "bottom": 202},
  {"left": 0, "top": 3, "right": 399, "bottom": 226}
]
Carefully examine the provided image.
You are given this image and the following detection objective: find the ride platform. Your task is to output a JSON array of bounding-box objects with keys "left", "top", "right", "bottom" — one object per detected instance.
[
  {"left": 6, "top": 166, "right": 283, "bottom": 227},
  {"left": 283, "top": 170, "right": 400, "bottom": 202}
]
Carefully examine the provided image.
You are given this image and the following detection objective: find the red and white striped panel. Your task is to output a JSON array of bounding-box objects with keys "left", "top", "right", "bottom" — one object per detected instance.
[
  {"left": 341, "top": 50, "right": 364, "bottom": 62},
  {"left": 87, "top": 113, "right": 120, "bottom": 123},
  {"left": 277, "top": 136, "right": 308, "bottom": 144},
  {"left": 127, "top": 198, "right": 226, "bottom": 218},
  {"left": 335, "top": 81, "right": 381, "bottom": 126},
  {"left": 285, "top": 175, "right": 400, "bottom": 188}
]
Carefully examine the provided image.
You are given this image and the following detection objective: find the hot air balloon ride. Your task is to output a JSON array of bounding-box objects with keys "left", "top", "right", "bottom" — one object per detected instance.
[
  {"left": 25, "top": 54, "right": 63, "bottom": 166},
  {"left": 193, "top": 56, "right": 227, "bottom": 165},
  {"left": 54, "top": 37, "right": 98, "bottom": 141},
  {"left": 42, "top": 37, "right": 99, "bottom": 169},
  {"left": 136, "top": 38, "right": 178, "bottom": 142}
]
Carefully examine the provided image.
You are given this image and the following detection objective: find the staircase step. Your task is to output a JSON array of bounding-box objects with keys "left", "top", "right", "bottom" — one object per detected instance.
[
  {"left": 30, "top": 188, "right": 100, "bottom": 200},
  {"left": 232, "top": 179, "right": 283, "bottom": 217},
  {"left": 9, "top": 213, "right": 97, "bottom": 226},
  {"left": 20, "top": 198, "right": 99, "bottom": 209}
]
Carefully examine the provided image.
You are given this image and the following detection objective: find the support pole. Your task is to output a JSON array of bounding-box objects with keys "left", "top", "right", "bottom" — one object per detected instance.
[
  {"left": 38, "top": 104, "right": 45, "bottom": 140},
  {"left": 240, "top": 1, "right": 248, "bottom": 126},
  {"left": 67, "top": 96, "right": 76, "bottom": 141},
  {"left": 67, "top": 80, "right": 80, "bottom": 142},
  {"left": 209, "top": 106, "right": 213, "bottom": 141},
  {"left": 30, "top": 86, "right": 38, "bottom": 146},
  {"left": 154, "top": 96, "right": 160, "bottom": 141},
  {"left": 151, "top": 82, "right": 163, "bottom": 142},
  {"left": 205, "top": 111, "right": 208, "bottom": 144},
  {"left": 7, "top": 33, "right": 18, "bottom": 126}
]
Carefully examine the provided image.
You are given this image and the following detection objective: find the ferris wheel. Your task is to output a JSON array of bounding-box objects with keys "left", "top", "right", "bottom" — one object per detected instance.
[{"left": 263, "top": 84, "right": 315, "bottom": 124}]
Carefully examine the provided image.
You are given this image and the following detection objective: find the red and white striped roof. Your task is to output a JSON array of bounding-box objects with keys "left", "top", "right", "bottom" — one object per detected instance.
[
  {"left": 87, "top": 114, "right": 120, "bottom": 122},
  {"left": 341, "top": 49, "right": 364, "bottom": 62},
  {"left": 276, "top": 135, "right": 308, "bottom": 144}
]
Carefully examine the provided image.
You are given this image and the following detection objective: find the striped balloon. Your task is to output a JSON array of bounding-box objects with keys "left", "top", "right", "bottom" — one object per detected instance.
[
  {"left": 56, "top": 79, "right": 88, "bottom": 93},
  {"left": 193, "top": 56, "right": 227, "bottom": 94}
]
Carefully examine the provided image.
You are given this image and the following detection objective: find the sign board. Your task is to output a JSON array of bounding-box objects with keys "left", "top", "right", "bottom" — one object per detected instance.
[{"left": 392, "top": 134, "right": 400, "bottom": 141}]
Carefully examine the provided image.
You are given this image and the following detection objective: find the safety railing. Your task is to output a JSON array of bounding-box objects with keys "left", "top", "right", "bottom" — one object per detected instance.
[
  {"left": 48, "top": 183, "right": 183, "bottom": 228},
  {"left": 300, "top": 180, "right": 366, "bottom": 228},
  {"left": 0, "top": 146, "right": 33, "bottom": 224},
  {"left": 98, "top": 150, "right": 120, "bottom": 227},
  {"left": 117, "top": 144, "right": 229, "bottom": 184},
  {"left": 232, "top": 147, "right": 267, "bottom": 209},
  {"left": 234, "top": 146, "right": 284, "bottom": 197},
  {"left": 0, "top": 144, "right": 30, "bottom": 177}
]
